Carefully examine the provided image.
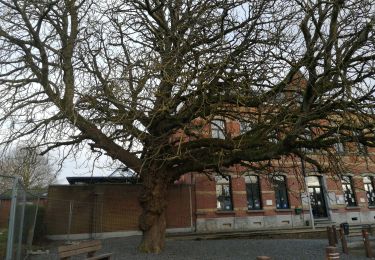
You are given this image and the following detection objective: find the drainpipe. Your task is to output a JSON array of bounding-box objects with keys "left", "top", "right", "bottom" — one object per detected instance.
[
  {"left": 189, "top": 181, "right": 193, "bottom": 231},
  {"left": 301, "top": 158, "right": 315, "bottom": 230},
  {"left": 190, "top": 173, "right": 197, "bottom": 232}
]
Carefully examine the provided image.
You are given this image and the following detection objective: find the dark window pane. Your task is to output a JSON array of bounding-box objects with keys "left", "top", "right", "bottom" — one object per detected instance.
[
  {"left": 274, "top": 176, "right": 289, "bottom": 209},
  {"left": 245, "top": 175, "right": 261, "bottom": 210},
  {"left": 364, "top": 177, "right": 375, "bottom": 207},
  {"left": 341, "top": 176, "right": 357, "bottom": 207},
  {"left": 216, "top": 176, "right": 233, "bottom": 211}
]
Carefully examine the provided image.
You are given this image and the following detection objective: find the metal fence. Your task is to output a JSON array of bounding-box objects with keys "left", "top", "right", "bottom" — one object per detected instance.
[
  {"left": 45, "top": 198, "right": 106, "bottom": 241},
  {"left": 43, "top": 184, "right": 193, "bottom": 241},
  {"left": 1, "top": 182, "right": 193, "bottom": 259},
  {"left": 0, "top": 175, "right": 44, "bottom": 260}
]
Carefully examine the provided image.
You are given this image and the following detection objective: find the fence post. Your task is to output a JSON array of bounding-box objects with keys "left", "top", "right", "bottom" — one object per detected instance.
[
  {"left": 332, "top": 225, "right": 338, "bottom": 244},
  {"left": 325, "top": 246, "right": 339, "bottom": 260},
  {"left": 67, "top": 200, "right": 74, "bottom": 243},
  {"left": 6, "top": 177, "right": 18, "bottom": 260},
  {"left": 27, "top": 197, "right": 40, "bottom": 247},
  {"left": 339, "top": 227, "right": 348, "bottom": 254},
  {"left": 362, "top": 229, "right": 373, "bottom": 258},
  {"left": 327, "top": 226, "right": 335, "bottom": 246},
  {"left": 16, "top": 187, "right": 26, "bottom": 260}
]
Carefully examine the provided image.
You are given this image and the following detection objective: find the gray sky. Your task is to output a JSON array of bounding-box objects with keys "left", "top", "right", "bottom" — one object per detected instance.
[{"left": 52, "top": 147, "right": 114, "bottom": 184}]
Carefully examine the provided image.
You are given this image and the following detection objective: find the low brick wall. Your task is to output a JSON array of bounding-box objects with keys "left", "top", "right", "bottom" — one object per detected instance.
[{"left": 45, "top": 184, "right": 193, "bottom": 236}]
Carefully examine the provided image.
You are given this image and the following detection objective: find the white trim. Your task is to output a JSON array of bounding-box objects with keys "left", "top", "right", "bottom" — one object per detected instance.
[
  {"left": 305, "top": 171, "right": 323, "bottom": 176},
  {"left": 360, "top": 173, "right": 375, "bottom": 177}
]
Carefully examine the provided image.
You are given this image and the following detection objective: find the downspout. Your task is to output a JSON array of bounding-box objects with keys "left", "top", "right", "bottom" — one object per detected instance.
[
  {"left": 191, "top": 173, "right": 197, "bottom": 232},
  {"left": 189, "top": 179, "right": 193, "bottom": 232}
]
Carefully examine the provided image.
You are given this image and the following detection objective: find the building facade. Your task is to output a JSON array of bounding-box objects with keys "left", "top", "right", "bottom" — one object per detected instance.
[{"left": 178, "top": 118, "right": 375, "bottom": 232}]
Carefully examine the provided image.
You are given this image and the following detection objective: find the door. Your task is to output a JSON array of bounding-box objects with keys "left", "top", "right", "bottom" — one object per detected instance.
[{"left": 306, "top": 176, "right": 328, "bottom": 218}]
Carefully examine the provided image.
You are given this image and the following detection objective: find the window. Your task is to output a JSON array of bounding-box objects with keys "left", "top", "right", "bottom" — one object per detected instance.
[
  {"left": 269, "top": 130, "right": 279, "bottom": 144},
  {"left": 363, "top": 176, "right": 375, "bottom": 207},
  {"left": 211, "top": 119, "right": 225, "bottom": 139},
  {"left": 333, "top": 134, "right": 345, "bottom": 154},
  {"left": 354, "top": 131, "right": 368, "bottom": 155},
  {"left": 273, "top": 175, "right": 289, "bottom": 209},
  {"left": 333, "top": 142, "right": 345, "bottom": 154},
  {"left": 358, "top": 143, "right": 368, "bottom": 155},
  {"left": 301, "top": 128, "right": 314, "bottom": 153},
  {"left": 245, "top": 175, "right": 262, "bottom": 210},
  {"left": 293, "top": 91, "right": 304, "bottom": 104},
  {"left": 216, "top": 176, "right": 233, "bottom": 211},
  {"left": 341, "top": 176, "right": 357, "bottom": 207},
  {"left": 275, "top": 92, "right": 285, "bottom": 102},
  {"left": 240, "top": 121, "right": 252, "bottom": 135}
]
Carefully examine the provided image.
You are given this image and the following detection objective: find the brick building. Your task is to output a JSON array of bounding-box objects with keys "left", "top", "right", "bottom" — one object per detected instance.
[
  {"left": 47, "top": 145, "right": 374, "bottom": 239},
  {"left": 177, "top": 118, "right": 375, "bottom": 232},
  {"left": 46, "top": 72, "right": 375, "bottom": 237}
]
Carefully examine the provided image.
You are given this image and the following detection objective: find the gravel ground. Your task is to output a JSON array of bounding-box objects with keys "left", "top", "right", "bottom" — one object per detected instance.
[{"left": 28, "top": 236, "right": 370, "bottom": 260}]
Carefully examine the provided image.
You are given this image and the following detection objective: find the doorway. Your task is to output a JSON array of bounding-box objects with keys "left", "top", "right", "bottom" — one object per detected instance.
[{"left": 306, "top": 176, "right": 328, "bottom": 218}]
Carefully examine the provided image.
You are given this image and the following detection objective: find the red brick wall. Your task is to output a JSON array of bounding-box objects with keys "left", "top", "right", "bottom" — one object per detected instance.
[
  {"left": 0, "top": 198, "right": 47, "bottom": 229},
  {"left": 45, "top": 184, "right": 193, "bottom": 235},
  {"left": 194, "top": 173, "right": 306, "bottom": 219},
  {"left": 0, "top": 200, "right": 10, "bottom": 228},
  {"left": 191, "top": 160, "right": 375, "bottom": 222}
]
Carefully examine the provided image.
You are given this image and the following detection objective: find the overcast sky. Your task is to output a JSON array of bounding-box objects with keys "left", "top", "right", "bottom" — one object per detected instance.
[{"left": 52, "top": 147, "right": 114, "bottom": 184}]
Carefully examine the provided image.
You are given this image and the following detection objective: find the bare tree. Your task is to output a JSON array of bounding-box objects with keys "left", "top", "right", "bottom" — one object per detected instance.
[
  {"left": 0, "top": 0, "right": 374, "bottom": 252},
  {"left": 0, "top": 144, "right": 56, "bottom": 190}
]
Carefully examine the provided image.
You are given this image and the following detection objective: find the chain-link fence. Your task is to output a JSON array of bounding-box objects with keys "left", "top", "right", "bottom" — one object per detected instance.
[
  {"left": 0, "top": 175, "right": 45, "bottom": 260},
  {"left": 45, "top": 198, "right": 106, "bottom": 241},
  {"left": 1, "top": 182, "right": 193, "bottom": 259}
]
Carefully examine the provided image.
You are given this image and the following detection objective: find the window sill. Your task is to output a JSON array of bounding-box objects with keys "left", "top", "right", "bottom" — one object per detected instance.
[
  {"left": 216, "top": 210, "right": 235, "bottom": 214},
  {"left": 346, "top": 206, "right": 360, "bottom": 210},
  {"left": 368, "top": 206, "right": 375, "bottom": 209},
  {"left": 246, "top": 210, "right": 264, "bottom": 213},
  {"left": 275, "top": 209, "right": 292, "bottom": 212}
]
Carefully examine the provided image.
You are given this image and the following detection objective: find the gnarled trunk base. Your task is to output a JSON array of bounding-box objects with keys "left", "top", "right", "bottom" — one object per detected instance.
[
  {"left": 138, "top": 171, "right": 169, "bottom": 253},
  {"left": 138, "top": 211, "right": 166, "bottom": 253}
]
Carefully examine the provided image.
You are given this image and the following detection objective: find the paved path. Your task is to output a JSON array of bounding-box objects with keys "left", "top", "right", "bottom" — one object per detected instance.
[{"left": 29, "top": 236, "right": 370, "bottom": 259}]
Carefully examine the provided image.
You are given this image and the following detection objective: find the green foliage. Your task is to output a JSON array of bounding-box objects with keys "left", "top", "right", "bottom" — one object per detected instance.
[
  {"left": 21, "top": 204, "right": 46, "bottom": 244},
  {"left": 0, "top": 229, "right": 7, "bottom": 259},
  {"left": 33, "top": 206, "right": 46, "bottom": 243}
]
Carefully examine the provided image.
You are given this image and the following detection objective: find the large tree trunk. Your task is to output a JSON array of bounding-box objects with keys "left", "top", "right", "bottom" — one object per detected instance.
[{"left": 138, "top": 170, "right": 169, "bottom": 253}]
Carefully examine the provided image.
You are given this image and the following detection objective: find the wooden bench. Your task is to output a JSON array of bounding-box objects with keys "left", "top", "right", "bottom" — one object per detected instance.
[{"left": 58, "top": 240, "right": 112, "bottom": 260}]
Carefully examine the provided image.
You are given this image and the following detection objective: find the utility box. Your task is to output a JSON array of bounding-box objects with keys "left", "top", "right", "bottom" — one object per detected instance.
[{"left": 341, "top": 222, "right": 349, "bottom": 235}]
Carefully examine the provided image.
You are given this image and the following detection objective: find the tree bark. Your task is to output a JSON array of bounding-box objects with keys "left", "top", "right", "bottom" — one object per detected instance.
[{"left": 138, "top": 170, "right": 169, "bottom": 253}]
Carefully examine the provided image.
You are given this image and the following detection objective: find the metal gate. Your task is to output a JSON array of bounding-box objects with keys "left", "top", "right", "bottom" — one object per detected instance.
[{"left": 0, "top": 175, "right": 42, "bottom": 260}]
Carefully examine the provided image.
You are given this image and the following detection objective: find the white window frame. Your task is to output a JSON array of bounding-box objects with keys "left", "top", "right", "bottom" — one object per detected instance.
[{"left": 211, "top": 119, "right": 226, "bottom": 139}]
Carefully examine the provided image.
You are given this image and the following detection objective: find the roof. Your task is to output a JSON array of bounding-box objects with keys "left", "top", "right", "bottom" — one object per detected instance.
[{"left": 66, "top": 176, "right": 140, "bottom": 185}]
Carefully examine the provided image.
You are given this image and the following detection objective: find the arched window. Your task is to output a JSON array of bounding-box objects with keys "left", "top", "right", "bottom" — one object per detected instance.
[
  {"left": 245, "top": 175, "right": 262, "bottom": 210},
  {"left": 273, "top": 175, "right": 289, "bottom": 209},
  {"left": 216, "top": 176, "right": 233, "bottom": 211},
  {"left": 341, "top": 176, "right": 357, "bottom": 207},
  {"left": 211, "top": 119, "right": 225, "bottom": 139},
  {"left": 363, "top": 176, "right": 375, "bottom": 207}
]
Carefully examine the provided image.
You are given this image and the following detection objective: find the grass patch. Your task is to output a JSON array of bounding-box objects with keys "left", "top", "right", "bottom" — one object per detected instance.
[{"left": 0, "top": 229, "right": 7, "bottom": 259}]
